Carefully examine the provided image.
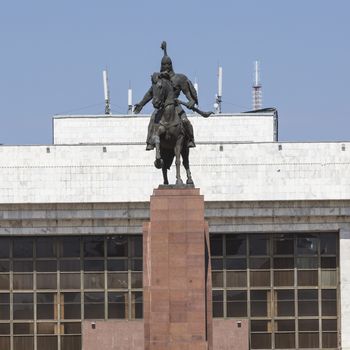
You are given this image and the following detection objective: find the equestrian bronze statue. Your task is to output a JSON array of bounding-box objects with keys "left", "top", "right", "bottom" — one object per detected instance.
[{"left": 134, "top": 42, "right": 213, "bottom": 185}]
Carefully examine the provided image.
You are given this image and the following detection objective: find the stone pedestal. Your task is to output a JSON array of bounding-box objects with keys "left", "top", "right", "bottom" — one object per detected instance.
[{"left": 143, "top": 187, "right": 212, "bottom": 350}]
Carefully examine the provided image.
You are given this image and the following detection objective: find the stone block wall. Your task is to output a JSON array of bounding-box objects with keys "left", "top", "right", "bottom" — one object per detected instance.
[
  {"left": 1, "top": 141, "right": 350, "bottom": 203},
  {"left": 53, "top": 113, "right": 276, "bottom": 145}
]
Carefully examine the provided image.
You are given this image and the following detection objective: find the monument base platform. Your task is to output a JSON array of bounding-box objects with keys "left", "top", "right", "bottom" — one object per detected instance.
[{"left": 143, "top": 187, "right": 212, "bottom": 350}]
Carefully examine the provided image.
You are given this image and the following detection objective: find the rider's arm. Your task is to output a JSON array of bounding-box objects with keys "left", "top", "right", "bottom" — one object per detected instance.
[
  {"left": 134, "top": 87, "right": 153, "bottom": 113},
  {"left": 181, "top": 78, "right": 197, "bottom": 109}
]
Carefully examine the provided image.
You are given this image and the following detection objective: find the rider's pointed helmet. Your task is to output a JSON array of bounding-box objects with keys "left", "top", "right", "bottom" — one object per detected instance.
[{"left": 160, "top": 41, "right": 174, "bottom": 73}]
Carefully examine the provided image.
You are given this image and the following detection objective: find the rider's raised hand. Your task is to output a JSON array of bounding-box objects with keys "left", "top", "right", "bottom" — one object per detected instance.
[{"left": 133, "top": 104, "right": 143, "bottom": 114}]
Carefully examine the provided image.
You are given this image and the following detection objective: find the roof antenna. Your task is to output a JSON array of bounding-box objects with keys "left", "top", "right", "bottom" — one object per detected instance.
[
  {"left": 194, "top": 77, "right": 199, "bottom": 98},
  {"left": 214, "top": 65, "right": 223, "bottom": 114},
  {"left": 252, "top": 60, "right": 262, "bottom": 110},
  {"left": 103, "top": 69, "right": 111, "bottom": 115},
  {"left": 128, "top": 82, "right": 133, "bottom": 114}
]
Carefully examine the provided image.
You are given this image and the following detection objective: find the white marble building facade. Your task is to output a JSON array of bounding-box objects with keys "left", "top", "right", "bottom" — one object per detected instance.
[{"left": 0, "top": 111, "right": 347, "bottom": 349}]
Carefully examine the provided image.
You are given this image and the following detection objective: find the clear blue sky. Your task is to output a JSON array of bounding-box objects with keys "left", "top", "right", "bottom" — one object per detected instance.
[{"left": 0, "top": 0, "right": 349, "bottom": 144}]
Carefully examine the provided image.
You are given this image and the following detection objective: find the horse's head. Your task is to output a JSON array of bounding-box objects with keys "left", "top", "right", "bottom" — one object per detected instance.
[{"left": 151, "top": 72, "right": 171, "bottom": 109}]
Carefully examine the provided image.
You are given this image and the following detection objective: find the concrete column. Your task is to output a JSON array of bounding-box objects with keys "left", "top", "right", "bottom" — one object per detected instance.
[
  {"left": 340, "top": 229, "right": 350, "bottom": 349},
  {"left": 143, "top": 187, "right": 212, "bottom": 350}
]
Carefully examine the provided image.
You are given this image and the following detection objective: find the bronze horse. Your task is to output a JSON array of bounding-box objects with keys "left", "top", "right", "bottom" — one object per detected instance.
[{"left": 150, "top": 72, "right": 194, "bottom": 186}]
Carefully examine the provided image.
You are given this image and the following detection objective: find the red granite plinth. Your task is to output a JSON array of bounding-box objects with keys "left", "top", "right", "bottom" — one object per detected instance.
[{"left": 143, "top": 187, "right": 212, "bottom": 350}]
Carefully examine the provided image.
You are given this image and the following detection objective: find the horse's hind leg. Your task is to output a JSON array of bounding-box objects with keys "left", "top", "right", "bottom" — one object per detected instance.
[
  {"left": 182, "top": 146, "right": 194, "bottom": 185},
  {"left": 175, "top": 138, "right": 184, "bottom": 186}
]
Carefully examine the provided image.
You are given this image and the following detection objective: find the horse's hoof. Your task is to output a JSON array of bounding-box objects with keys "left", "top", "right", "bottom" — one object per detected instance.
[
  {"left": 186, "top": 178, "right": 194, "bottom": 185},
  {"left": 164, "top": 180, "right": 169, "bottom": 185},
  {"left": 176, "top": 179, "right": 184, "bottom": 186},
  {"left": 154, "top": 159, "right": 164, "bottom": 169}
]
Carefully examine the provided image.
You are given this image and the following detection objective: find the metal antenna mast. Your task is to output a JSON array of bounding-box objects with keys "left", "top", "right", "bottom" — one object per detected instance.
[
  {"left": 214, "top": 66, "right": 223, "bottom": 114},
  {"left": 194, "top": 77, "right": 199, "bottom": 98},
  {"left": 128, "top": 82, "right": 133, "bottom": 114},
  {"left": 252, "top": 60, "right": 262, "bottom": 110},
  {"left": 103, "top": 70, "right": 111, "bottom": 115}
]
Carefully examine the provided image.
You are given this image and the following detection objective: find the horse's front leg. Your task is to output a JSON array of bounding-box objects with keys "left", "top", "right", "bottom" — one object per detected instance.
[
  {"left": 175, "top": 136, "right": 184, "bottom": 186},
  {"left": 162, "top": 166, "right": 169, "bottom": 185},
  {"left": 154, "top": 125, "right": 164, "bottom": 169}
]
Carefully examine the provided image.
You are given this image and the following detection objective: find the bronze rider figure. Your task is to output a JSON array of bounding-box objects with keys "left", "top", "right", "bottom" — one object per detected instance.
[{"left": 133, "top": 41, "right": 197, "bottom": 150}]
